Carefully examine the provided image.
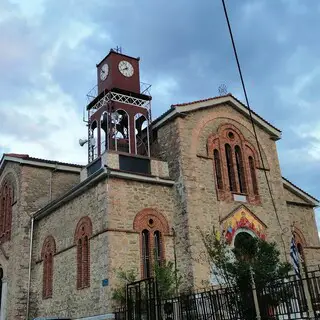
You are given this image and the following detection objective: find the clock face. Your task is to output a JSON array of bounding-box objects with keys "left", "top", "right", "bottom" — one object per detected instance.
[
  {"left": 118, "top": 60, "right": 134, "bottom": 77},
  {"left": 100, "top": 63, "right": 109, "bottom": 81}
]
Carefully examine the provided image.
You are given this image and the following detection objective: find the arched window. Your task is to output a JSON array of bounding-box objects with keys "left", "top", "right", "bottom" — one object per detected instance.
[
  {"left": 133, "top": 209, "right": 169, "bottom": 279},
  {"left": 207, "top": 125, "right": 261, "bottom": 204},
  {"left": 249, "top": 156, "right": 258, "bottom": 195},
  {"left": 135, "top": 113, "right": 149, "bottom": 156},
  {"left": 91, "top": 120, "right": 98, "bottom": 159},
  {"left": 100, "top": 112, "right": 108, "bottom": 154},
  {"left": 0, "top": 181, "right": 13, "bottom": 243},
  {"left": 41, "top": 236, "right": 56, "bottom": 299},
  {"left": 75, "top": 217, "right": 92, "bottom": 289},
  {"left": 235, "top": 145, "right": 246, "bottom": 194},
  {"left": 142, "top": 229, "right": 150, "bottom": 278},
  {"left": 225, "top": 144, "right": 236, "bottom": 192},
  {"left": 214, "top": 149, "right": 223, "bottom": 190}
]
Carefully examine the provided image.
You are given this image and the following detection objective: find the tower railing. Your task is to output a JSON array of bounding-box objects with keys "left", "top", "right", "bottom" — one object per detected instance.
[{"left": 86, "top": 82, "right": 152, "bottom": 105}]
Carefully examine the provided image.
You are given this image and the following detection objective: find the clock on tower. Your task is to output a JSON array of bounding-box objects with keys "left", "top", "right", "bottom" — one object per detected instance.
[
  {"left": 96, "top": 49, "right": 141, "bottom": 95},
  {"left": 85, "top": 48, "right": 152, "bottom": 166}
]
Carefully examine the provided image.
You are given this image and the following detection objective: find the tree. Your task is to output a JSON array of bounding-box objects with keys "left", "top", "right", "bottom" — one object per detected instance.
[
  {"left": 111, "top": 268, "right": 138, "bottom": 307},
  {"left": 200, "top": 227, "right": 292, "bottom": 319},
  {"left": 154, "top": 260, "right": 182, "bottom": 299},
  {"left": 111, "top": 260, "right": 182, "bottom": 307}
]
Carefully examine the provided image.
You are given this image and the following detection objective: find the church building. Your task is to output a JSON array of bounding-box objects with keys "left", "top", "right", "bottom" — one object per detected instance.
[{"left": 0, "top": 49, "right": 319, "bottom": 319}]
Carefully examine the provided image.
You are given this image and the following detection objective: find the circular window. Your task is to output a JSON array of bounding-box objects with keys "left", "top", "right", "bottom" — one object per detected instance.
[
  {"left": 228, "top": 131, "right": 235, "bottom": 140},
  {"left": 149, "top": 218, "right": 154, "bottom": 226}
]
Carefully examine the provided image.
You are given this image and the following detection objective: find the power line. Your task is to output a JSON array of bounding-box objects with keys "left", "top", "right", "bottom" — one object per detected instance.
[{"left": 221, "top": 0, "right": 288, "bottom": 259}]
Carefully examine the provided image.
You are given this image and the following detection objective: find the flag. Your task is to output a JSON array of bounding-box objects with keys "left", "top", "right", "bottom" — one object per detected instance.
[{"left": 290, "top": 235, "right": 300, "bottom": 277}]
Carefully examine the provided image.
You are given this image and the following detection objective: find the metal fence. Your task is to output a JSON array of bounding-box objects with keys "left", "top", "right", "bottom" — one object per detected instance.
[{"left": 115, "top": 271, "right": 320, "bottom": 320}]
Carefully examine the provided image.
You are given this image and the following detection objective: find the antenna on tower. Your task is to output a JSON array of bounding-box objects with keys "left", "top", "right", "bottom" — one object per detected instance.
[{"left": 218, "top": 84, "right": 228, "bottom": 96}]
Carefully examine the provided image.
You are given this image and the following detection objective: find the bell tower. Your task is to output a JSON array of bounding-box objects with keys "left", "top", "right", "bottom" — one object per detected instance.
[{"left": 85, "top": 48, "right": 152, "bottom": 164}]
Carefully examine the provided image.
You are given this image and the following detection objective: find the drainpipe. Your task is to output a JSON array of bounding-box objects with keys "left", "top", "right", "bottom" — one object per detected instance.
[{"left": 26, "top": 215, "right": 34, "bottom": 320}]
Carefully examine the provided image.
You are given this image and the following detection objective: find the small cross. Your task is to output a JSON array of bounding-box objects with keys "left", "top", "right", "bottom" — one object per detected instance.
[{"left": 115, "top": 46, "right": 122, "bottom": 54}]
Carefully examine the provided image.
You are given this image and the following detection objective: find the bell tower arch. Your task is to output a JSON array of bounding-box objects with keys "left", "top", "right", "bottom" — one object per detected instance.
[{"left": 85, "top": 48, "right": 152, "bottom": 163}]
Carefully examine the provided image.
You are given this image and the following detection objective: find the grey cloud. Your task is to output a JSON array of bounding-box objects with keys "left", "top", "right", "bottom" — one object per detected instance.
[{"left": 0, "top": 109, "right": 59, "bottom": 141}]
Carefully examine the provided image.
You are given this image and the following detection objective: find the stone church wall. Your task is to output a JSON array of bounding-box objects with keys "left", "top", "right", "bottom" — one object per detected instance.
[
  {"left": 286, "top": 203, "right": 319, "bottom": 247},
  {"left": 106, "top": 177, "right": 176, "bottom": 308},
  {"left": 30, "top": 179, "right": 108, "bottom": 318},
  {"left": 30, "top": 173, "right": 176, "bottom": 318},
  {"left": 157, "top": 104, "right": 294, "bottom": 289},
  {"left": 0, "top": 162, "right": 80, "bottom": 320},
  {"left": 0, "top": 162, "right": 24, "bottom": 320}
]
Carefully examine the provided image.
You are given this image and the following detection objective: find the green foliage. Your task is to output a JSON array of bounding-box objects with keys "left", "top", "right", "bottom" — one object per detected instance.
[
  {"left": 200, "top": 227, "right": 292, "bottom": 319},
  {"left": 111, "top": 260, "right": 182, "bottom": 306},
  {"left": 154, "top": 260, "right": 182, "bottom": 299},
  {"left": 111, "top": 268, "right": 138, "bottom": 306},
  {"left": 200, "top": 227, "right": 291, "bottom": 287}
]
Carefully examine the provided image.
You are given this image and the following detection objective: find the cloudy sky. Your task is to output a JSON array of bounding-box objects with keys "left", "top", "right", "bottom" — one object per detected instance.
[{"left": 1, "top": 0, "right": 319, "bottom": 224}]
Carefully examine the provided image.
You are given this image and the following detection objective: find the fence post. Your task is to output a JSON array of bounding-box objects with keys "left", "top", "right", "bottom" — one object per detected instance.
[
  {"left": 301, "top": 269, "right": 315, "bottom": 318},
  {"left": 250, "top": 267, "right": 261, "bottom": 320}
]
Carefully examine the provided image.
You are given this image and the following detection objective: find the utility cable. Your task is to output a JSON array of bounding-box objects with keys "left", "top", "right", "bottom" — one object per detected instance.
[{"left": 221, "top": 0, "right": 288, "bottom": 259}]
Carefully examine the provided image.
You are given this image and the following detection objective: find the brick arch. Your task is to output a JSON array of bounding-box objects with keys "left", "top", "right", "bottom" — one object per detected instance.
[
  {"left": 133, "top": 208, "right": 170, "bottom": 234},
  {"left": 207, "top": 123, "right": 264, "bottom": 167},
  {"left": 244, "top": 142, "right": 261, "bottom": 168},
  {"left": 0, "top": 172, "right": 17, "bottom": 244},
  {"left": 193, "top": 115, "right": 268, "bottom": 165},
  {"left": 74, "top": 216, "right": 93, "bottom": 242},
  {"left": 217, "top": 123, "right": 247, "bottom": 140},
  {"left": 293, "top": 226, "right": 307, "bottom": 247},
  {"left": 134, "top": 208, "right": 169, "bottom": 279},
  {"left": 192, "top": 115, "right": 247, "bottom": 156},
  {"left": 41, "top": 235, "right": 56, "bottom": 258},
  {"left": 0, "top": 170, "right": 19, "bottom": 203},
  {"left": 41, "top": 235, "right": 56, "bottom": 299},
  {"left": 203, "top": 118, "right": 265, "bottom": 204},
  {"left": 74, "top": 216, "right": 92, "bottom": 289}
]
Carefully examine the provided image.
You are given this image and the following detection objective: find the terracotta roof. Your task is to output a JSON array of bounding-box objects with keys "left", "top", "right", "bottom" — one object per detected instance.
[
  {"left": 4, "top": 153, "right": 29, "bottom": 158},
  {"left": 1, "top": 153, "right": 83, "bottom": 168},
  {"left": 170, "top": 93, "right": 281, "bottom": 132},
  {"left": 171, "top": 94, "right": 230, "bottom": 108}
]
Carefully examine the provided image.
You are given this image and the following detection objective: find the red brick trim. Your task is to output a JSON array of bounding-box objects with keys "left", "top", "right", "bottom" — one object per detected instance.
[
  {"left": 133, "top": 208, "right": 169, "bottom": 279},
  {"left": 74, "top": 216, "right": 93, "bottom": 242},
  {"left": 133, "top": 208, "right": 170, "bottom": 234},
  {"left": 75, "top": 216, "right": 92, "bottom": 290},
  {"left": 293, "top": 227, "right": 307, "bottom": 247},
  {"left": 207, "top": 123, "right": 261, "bottom": 204},
  {"left": 36, "top": 227, "right": 173, "bottom": 265},
  {"left": 41, "top": 235, "right": 56, "bottom": 299},
  {"left": 0, "top": 180, "right": 14, "bottom": 244}
]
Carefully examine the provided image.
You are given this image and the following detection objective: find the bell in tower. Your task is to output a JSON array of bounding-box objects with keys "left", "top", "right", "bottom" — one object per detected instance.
[{"left": 85, "top": 48, "right": 152, "bottom": 163}]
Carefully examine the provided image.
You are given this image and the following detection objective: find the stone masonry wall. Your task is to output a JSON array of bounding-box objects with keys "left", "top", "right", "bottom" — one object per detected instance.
[
  {"left": 30, "top": 174, "right": 176, "bottom": 318},
  {"left": 0, "top": 163, "right": 80, "bottom": 320},
  {"left": 30, "top": 179, "right": 108, "bottom": 318},
  {"left": 158, "top": 103, "right": 295, "bottom": 289},
  {"left": 283, "top": 187, "right": 320, "bottom": 264},
  {"left": 286, "top": 203, "right": 320, "bottom": 247},
  {"left": 157, "top": 119, "right": 195, "bottom": 290},
  {"left": 106, "top": 177, "right": 175, "bottom": 309},
  {"left": 0, "top": 162, "right": 23, "bottom": 320}
]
